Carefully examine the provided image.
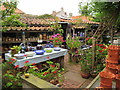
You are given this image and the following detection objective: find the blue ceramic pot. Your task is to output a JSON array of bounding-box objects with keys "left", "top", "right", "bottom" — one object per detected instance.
[{"left": 34, "top": 50, "right": 45, "bottom": 55}]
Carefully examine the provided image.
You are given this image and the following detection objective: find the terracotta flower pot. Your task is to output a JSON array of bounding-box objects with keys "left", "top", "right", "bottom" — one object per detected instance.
[
  {"left": 100, "top": 83, "right": 112, "bottom": 89},
  {"left": 106, "top": 61, "right": 118, "bottom": 70},
  {"left": 117, "top": 65, "right": 120, "bottom": 71},
  {"left": 116, "top": 74, "right": 120, "bottom": 89},
  {"left": 100, "top": 70, "right": 115, "bottom": 86},
  {"left": 106, "top": 58, "right": 118, "bottom": 64},
  {"left": 105, "top": 67, "right": 118, "bottom": 74},
  {"left": 80, "top": 71, "right": 90, "bottom": 79},
  {"left": 108, "top": 49, "right": 119, "bottom": 56}
]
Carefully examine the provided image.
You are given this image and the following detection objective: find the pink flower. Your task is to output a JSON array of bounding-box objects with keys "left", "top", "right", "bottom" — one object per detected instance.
[
  {"left": 56, "top": 41, "right": 58, "bottom": 42},
  {"left": 72, "top": 37, "right": 74, "bottom": 39},
  {"left": 24, "top": 61, "right": 29, "bottom": 63}
]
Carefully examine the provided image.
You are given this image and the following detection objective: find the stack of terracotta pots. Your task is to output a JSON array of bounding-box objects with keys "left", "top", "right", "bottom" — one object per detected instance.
[{"left": 99, "top": 45, "right": 120, "bottom": 89}]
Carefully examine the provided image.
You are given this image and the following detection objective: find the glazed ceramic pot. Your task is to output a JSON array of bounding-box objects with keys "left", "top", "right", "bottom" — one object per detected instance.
[
  {"left": 34, "top": 50, "right": 45, "bottom": 55},
  {"left": 25, "top": 52, "right": 35, "bottom": 57},
  {"left": 44, "top": 48, "right": 53, "bottom": 53},
  {"left": 14, "top": 53, "right": 25, "bottom": 59},
  {"left": 54, "top": 47, "right": 61, "bottom": 51}
]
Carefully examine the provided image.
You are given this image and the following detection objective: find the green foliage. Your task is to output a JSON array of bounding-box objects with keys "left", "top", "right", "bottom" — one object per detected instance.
[
  {"left": 27, "top": 61, "right": 64, "bottom": 82},
  {"left": 2, "top": 15, "right": 26, "bottom": 27},
  {"left": 1, "top": 0, "right": 27, "bottom": 32},
  {"left": 79, "top": 2, "right": 93, "bottom": 16},
  {"left": 50, "top": 33, "right": 64, "bottom": 45},
  {"left": 38, "top": 14, "right": 56, "bottom": 19},
  {"left": 1, "top": 0, "right": 17, "bottom": 19},
  {"left": 2, "top": 61, "right": 22, "bottom": 88},
  {"left": 66, "top": 36, "right": 81, "bottom": 49}
]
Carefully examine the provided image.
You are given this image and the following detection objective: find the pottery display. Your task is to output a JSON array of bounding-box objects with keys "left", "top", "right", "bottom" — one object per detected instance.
[
  {"left": 34, "top": 50, "right": 45, "bottom": 55},
  {"left": 44, "top": 48, "right": 53, "bottom": 53},
  {"left": 14, "top": 53, "right": 25, "bottom": 59},
  {"left": 25, "top": 51, "right": 35, "bottom": 57},
  {"left": 54, "top": 47, "right": 61, "bottom": 51}
]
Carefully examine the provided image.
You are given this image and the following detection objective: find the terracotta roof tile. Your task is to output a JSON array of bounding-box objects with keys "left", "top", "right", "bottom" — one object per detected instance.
[{"left": 5, "top": 26, "right": 53, "bottom": 31}]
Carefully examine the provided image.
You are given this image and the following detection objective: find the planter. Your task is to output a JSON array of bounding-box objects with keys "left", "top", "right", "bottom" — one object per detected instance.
[
  {"left": 80, "top": 71, "right": 90, "bottom": 79},
  {"left": 106, "top": 58, "right": 118, "bottom": 64},
  {"left": 90, "top": 73, "right": 98, "bottom": 78},
  {"left": 106, "top": 61, "right": 118, "bottom": 70},
  {"left": 116, "top": 74, "right": 120, "bottom": 89},
  {"left": 105, "top": 67, "right": 118, "bottom": 74},
  {"left": 99, "top": 70, "right": 115, "bottom": 86},
  {"left": 100, "top": 83, "right": 112, "bottom": 89},
  {"left": 21, "top": 74, "right": 60, "bottom": 89}
]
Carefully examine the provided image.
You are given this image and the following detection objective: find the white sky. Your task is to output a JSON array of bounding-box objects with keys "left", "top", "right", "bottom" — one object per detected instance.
[{"left": 17, "top": 0, "right": 89, "bottom": 16}]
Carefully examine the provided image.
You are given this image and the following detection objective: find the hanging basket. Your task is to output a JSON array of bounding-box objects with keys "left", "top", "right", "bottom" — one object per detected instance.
[
  {"left": 116, "top": 74, "right": 120, "bottom": 89},
  {"left": 100, "top": 70, "right": 115, "bottom": 86}
]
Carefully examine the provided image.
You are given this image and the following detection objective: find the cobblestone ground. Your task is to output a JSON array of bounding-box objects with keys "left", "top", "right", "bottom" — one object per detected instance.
[{"left": 61, "top": 53, "right": 94, "bottom": 88}]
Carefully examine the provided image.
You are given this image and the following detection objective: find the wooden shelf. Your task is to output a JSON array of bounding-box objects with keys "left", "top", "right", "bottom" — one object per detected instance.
[{"left": 2, "top": 40, "right": 49, "bottom": 44}]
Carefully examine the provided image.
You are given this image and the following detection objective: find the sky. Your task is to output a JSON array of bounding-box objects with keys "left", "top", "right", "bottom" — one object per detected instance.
[{"left": 17, "top": 0, "right": 89, "bottom": 16}]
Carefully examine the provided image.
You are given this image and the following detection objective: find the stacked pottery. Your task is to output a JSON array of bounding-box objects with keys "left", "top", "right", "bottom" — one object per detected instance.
[{"left": 99, "top": 45, "right": 120, "bottom": 89}]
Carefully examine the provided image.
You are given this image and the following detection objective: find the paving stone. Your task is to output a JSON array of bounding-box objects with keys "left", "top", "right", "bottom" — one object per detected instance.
[{"left": 62, "top": 54, "right": 94, "bottom": 88}]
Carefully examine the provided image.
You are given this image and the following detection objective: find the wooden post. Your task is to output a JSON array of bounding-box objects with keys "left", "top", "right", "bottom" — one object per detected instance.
[
  {"left": 92, "top": 38, "right": 96, "bottom": 68},
  {"left": 22, "top": 32, "right": 25, "bottom": 45},
  {"left": 85, "top": 30, "right": 87, "bottom": 45},
  {"left": 110, "top": 28, "right": 113, "bottom": 44}
]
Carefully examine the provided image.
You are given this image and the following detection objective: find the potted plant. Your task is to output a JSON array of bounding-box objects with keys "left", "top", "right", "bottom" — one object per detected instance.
[
  {"left": 10, "top": 46, "right": 21, "bottom": 57},
  {"left": 49, "top": 33, "right": 64, "bottom": 47},
  {"left": 66, "top": 36, "right": 81, "bottom": 63},
  {"left": 90, "top": 64, "right": 104, "bottom": 78},
  {"left": 79, "top": 48, "right": 93, "bottom": 78}
]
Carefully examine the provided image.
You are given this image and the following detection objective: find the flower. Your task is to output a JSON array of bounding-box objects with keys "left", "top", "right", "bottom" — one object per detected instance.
[
  {"left": 14, "top": 65, "right": 19, "bottom": 68},
  {"left": 50, "top": 33, "right": 64, "bottom": 45},
  {"left": 31, "top": 63, "right": 36, "bottom": 65},
  {"left": 43, "top": 72, "right": 48, "bottom": 75},
  {"left": 10, "top": 58, "right": 16, "bottom": 61},
  {"left": 8, "top": 62, "right": 13, "bottom": 64},
  {"left": 24, "top": 61, "right": 29, "bottom": 63},
  {"left": 53, "top": 71, "right": 57, "bottom": 73},
  {"left": 24, "top": 55, "right": 27, "bottom": 57},
  {"left": 66, "top": 36, "right": 81, "bottom": 49},
  {"left": 46, "top": 57, "right": 50, "bottom": 59},
  {"left": 50, "top": 65, "right": 55, "bottom": 67}
]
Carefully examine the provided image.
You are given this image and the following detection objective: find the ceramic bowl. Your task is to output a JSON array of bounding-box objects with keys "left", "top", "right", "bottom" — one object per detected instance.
[
  {"left": 44, "top": 48, "right": 53, "bottom": 53},
  {"left": 14, "top": 53, "right": 25, "bottom": 59},
  {"left": 25, "top": 52, "right": 35, "bottom": 57},
  {"left": 54, "top": 47, "right": 61, "bottom": 51},
  {"left": 34, "top": 50, "right": 45, "bottom": 55}
]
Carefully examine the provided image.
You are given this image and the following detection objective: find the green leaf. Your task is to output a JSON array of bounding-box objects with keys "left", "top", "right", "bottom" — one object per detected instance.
[{"left": 6, "top": 82, "right": 12, "bottom": 87}]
